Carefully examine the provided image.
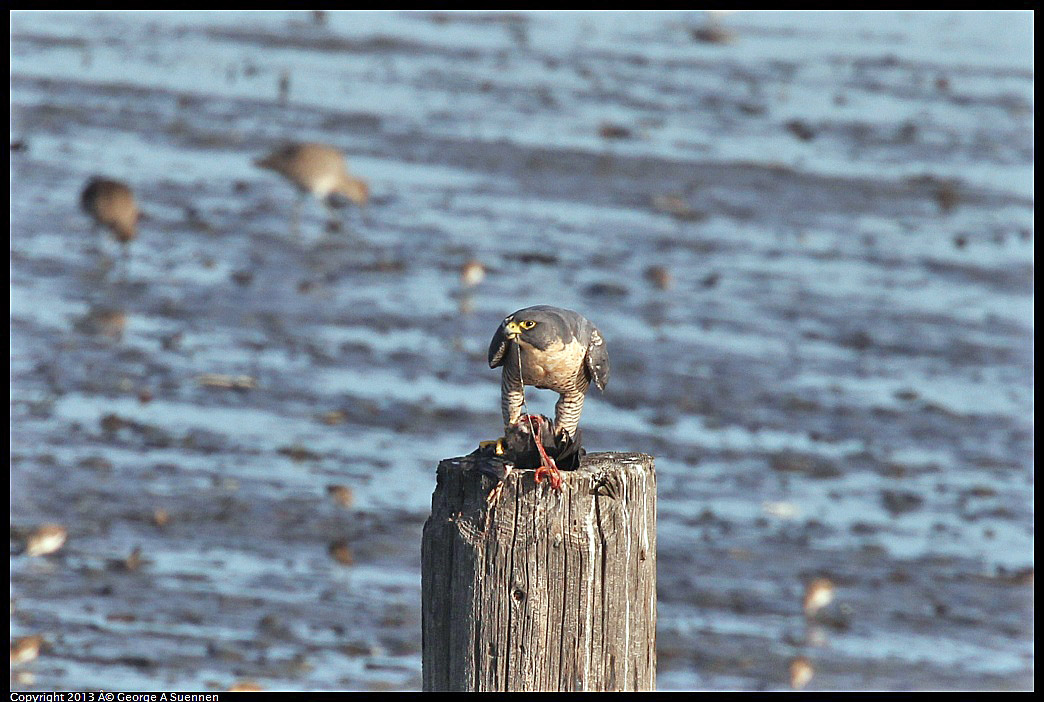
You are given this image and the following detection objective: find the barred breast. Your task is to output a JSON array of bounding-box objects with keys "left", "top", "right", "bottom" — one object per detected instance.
[{"left": 512, "top": 337, "right": 589, "bottom": 394}]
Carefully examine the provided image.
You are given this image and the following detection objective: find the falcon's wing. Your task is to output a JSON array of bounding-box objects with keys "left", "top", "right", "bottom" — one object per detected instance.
[
  {"left": 488, "top": 325, "right": 510, "bottom": 368},
  {"left": 583, "top": 329, "right": 610, "bottom": 392}
]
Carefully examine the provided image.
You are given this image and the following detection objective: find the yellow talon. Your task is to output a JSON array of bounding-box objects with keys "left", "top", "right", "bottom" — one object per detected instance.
[{"left": 478, "top": 438, "right": 506, "bottom": 455}]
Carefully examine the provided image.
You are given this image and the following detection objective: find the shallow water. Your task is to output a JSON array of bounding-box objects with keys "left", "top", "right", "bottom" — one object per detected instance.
[{"left": 10, "top": 10, "right": 1033, "bottom": 691}]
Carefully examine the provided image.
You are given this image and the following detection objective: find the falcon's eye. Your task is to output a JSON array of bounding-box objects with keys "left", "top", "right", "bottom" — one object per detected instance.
[{"left": 520, "top": 320, "right": 537, "bottom": 330}]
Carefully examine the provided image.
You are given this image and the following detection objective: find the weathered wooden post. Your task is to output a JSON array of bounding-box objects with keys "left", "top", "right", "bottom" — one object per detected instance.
[{"left": 422, "top": 451, "right": 656, "bottom": 692}]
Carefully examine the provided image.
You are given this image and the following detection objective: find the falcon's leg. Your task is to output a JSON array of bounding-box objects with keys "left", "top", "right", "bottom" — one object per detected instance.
[
  {"left": 553, "top": 390, "right": 585, "bottom": 441},
  {"left": 477, "top": 371, "right": 525, "bottom": 454},
  {"left": 501, "top": 372, "right": 525, "bottom": 429}
]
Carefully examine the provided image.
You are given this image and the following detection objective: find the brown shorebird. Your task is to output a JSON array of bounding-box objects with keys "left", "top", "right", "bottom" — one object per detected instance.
[
  {"left": 73, "top": 306, "right": 127, "bottom": 341},
  {"left": 328, "top": 539, "right": 353, "bottom": 566},
  {"left": 644, "top": 265, "right": 672, "bottom": 290},
  {"left": 326, "top": 484, "right": 354, "bottom": 508},
  {"left": 254, "top": 142, "right": 369, "bottom": 231},
  {"left": 80, "top": 177, "right": 139, "bottom": 256}
]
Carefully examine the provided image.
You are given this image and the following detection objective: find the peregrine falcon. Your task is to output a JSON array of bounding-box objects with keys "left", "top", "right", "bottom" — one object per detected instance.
[
  {"left": 80, "top": 176, "right": 140, "bottom": 254},
  {"left": 487, "top": 306, "right": 609, "bottom": 485}
]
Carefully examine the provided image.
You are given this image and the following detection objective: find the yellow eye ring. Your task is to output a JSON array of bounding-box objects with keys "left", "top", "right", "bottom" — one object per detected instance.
[{"left": 520, "top": 320, "right": 537, "bottom": 330}]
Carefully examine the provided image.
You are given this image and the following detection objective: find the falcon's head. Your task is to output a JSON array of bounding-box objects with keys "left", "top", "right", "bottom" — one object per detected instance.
[{"left": 488, "top": 306, "right": 578, "bottom": 367}]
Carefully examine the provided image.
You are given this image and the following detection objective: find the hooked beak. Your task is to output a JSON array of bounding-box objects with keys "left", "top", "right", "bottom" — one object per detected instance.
[{"left": 503, "top": 319, "right": 523, "bottom": 339}]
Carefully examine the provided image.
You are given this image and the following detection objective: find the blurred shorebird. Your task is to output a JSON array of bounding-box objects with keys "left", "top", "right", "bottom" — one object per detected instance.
[
  {"left": 25, "top": 524, "right": 67, "bottom": 557},
  {"left": 228, "top": 682, "right": 265, "bottom": 692},
  {"left": 326, "top": 484, "right": 354, "bottom": 508},
  {"left": 690, "top": 10, "right": 738, "bottom": 44},
  {"left": 328, "top": 540, "right": 354, "bottom": 566},
  {"left": 80, "top": 176, "right": 139, "bottom": 258},
  {"left": 803, "top": 577, "right": 835, "bottom": 617},
  {"left": 460, "top": 259, "right": 486, "bottom": 289},
  {"left": 254, "top": 142, "right": 369, "bottom": 232},
  {"left": 73, "top": 306, "right": 127, "bottom": 341},
  {"left": 10, "top": 635, "right": 44, "bottom": 666},
  {"left": 789, "top": 656, "right": 814, "bottom": 690},
  {"left": 644, "top": 265, "right": 672, "bottom": 290}
]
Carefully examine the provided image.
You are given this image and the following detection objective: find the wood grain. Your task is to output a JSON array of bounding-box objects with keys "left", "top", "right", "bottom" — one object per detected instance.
[{"left": 422, "top": 452, "right": 656, "bottom": 692}]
